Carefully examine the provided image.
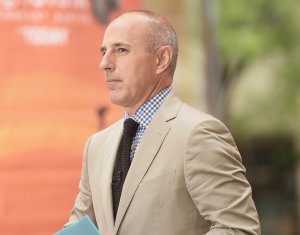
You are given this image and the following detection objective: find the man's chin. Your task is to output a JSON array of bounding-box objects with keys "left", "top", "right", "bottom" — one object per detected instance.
[{"left": 109, "top": 95, "right": 126, "bottom": 107}]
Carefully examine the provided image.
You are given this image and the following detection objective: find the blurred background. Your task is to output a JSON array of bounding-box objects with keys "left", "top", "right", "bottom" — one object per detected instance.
[{"left": 0, "top": 0, "right": 299, "bottom": 234}]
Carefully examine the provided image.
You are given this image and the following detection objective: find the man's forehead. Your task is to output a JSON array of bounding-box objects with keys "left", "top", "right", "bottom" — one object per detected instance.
[{"left": 101, "top": 30, "right": 132, "bottom": 48}]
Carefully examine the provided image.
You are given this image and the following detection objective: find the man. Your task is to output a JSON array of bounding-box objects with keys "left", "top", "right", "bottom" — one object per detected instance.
[{"left": 66, "top": 10, "right": 261, "bottom": 235}]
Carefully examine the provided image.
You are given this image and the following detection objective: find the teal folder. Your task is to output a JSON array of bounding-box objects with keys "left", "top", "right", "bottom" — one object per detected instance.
[{"left": 54, "top": 215, "right": 101, "bottom": 235}]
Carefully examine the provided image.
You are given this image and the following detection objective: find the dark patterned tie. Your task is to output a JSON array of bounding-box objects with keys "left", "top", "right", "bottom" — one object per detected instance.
[{"left": 112, "top": 118, "right": 139, "bottom": 221}]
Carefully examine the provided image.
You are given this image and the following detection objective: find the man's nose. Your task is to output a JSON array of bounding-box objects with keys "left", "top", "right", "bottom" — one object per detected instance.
[{"left": 100, "top": 52, "right": 115, "bottom": 71}]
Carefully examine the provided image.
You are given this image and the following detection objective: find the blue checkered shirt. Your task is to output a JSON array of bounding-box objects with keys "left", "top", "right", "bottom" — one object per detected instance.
[{"left": 125, "top": 87, "right": 172, "bottom": 161}]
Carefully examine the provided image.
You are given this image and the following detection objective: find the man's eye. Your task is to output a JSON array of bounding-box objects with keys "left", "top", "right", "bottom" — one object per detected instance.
[
  {"left": 100, "top": 49, "right": 106, "bottom": 56},
  {"left": 117, "top": 48, "right": 128, "bottom": 53}
]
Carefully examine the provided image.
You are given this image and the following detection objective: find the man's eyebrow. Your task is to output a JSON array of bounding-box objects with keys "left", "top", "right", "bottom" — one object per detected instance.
[
  {"left": 100, "top": 43, "right": 131, "bottom": 52},
  {"left": 113, "top": 42, "right": 131, "bottom": 48}
]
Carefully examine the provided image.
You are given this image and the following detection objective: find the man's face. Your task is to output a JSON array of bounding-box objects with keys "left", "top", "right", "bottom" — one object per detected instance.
[{"left": 100, "top": 14, "right": 159, "bottom": 115}]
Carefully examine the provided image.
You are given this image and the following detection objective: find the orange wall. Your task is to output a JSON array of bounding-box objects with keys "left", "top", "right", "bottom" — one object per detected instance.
[{"left": 0, "top": 0, "right": 140, "bottom": 234}]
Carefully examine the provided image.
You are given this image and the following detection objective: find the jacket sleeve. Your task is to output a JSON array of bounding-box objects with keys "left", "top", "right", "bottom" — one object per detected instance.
[
  {"left": 64, "top": 136, "right": 97, "bottom": 227},
  {"left": 184, "top": 118, "right": 261, "bottom": 235}
]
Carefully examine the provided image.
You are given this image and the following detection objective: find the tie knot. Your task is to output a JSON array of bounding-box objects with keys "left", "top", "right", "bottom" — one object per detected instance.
[{"left": 123, "top": 118, "right": 139, "bottom": 136}]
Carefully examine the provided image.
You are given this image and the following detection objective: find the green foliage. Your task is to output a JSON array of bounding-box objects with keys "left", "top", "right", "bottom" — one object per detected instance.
[
  {"left": 218, "top": 0, "right": 300, "bottom": 137},
  {"left": 218, "top": 0, "right": 300, "bottom": 65}
]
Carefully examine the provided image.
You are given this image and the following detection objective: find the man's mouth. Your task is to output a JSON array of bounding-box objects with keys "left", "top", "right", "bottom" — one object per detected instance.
[{"left": 106, "top": 79, "right": 122, "bottom": 89}]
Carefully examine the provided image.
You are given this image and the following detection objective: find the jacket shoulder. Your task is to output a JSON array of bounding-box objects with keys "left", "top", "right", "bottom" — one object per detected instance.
[{"left": 178, "top": 103, "right": 223, "bottom": 127}]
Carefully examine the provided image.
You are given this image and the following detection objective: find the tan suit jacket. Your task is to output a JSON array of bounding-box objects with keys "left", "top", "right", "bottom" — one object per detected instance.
[{"left": 67, "top": 92, "right": 261, "bottom": 235}]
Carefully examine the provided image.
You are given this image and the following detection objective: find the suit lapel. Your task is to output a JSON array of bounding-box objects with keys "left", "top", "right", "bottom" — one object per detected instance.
[
  {"left": 102, "top": 121, "right": 123, "bottom": 232},
  {"left": 113, "top": 92, "right": 182, "bottom": 234}
]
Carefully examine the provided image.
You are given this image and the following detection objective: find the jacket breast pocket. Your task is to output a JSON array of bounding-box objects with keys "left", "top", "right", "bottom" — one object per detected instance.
[{"left": 136, "top": 170, "right": 176, "bottom": 195}]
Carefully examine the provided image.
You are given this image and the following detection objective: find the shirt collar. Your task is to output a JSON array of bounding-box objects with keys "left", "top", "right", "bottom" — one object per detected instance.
[{"left": 125, "top": 87, "right": 172, "bottom": 127}]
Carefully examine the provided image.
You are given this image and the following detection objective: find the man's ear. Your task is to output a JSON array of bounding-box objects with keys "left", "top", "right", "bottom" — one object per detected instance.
[{"left": 155, "top": 46, "right": 172, "bottom": 75}]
